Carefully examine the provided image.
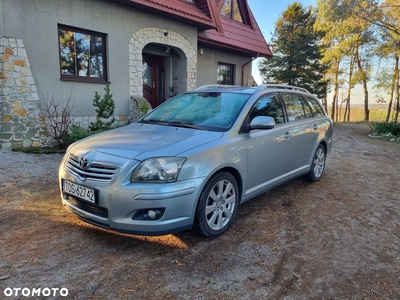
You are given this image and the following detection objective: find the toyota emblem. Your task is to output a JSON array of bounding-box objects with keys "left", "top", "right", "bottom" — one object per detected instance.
[{"left": 79, "top": 157, "right": 89, "bottom": 169}]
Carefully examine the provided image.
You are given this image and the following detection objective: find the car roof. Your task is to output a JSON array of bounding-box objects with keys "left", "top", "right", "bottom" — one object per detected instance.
[{"left": 192, "top": 84, "right": 313, "bottom": 96}]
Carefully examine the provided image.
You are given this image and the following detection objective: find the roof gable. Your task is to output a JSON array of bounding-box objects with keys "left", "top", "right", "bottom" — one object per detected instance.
[
  {"left": 217, "top": 0, "right": 253, "bottom": 28},
  {"left": 200, "top": 0, "right": 272, "bottom": 57}
]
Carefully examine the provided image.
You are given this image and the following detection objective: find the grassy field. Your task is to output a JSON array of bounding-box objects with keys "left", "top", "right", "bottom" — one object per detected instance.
[{"left": 327, "top": 104, "right": 396, "bottom": 122}]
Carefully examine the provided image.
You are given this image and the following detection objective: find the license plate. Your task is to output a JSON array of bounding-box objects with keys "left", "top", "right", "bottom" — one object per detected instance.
[{"left": 62, "top": 180, "right": 96, "bottom": 203}]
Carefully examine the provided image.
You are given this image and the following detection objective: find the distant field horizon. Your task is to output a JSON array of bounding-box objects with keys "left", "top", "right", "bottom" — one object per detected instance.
[
  {"left": 327, "top": 104, "right": 396, "bottom": 122},
  {"left": 326, "top": 103, "right": 390, "bottom": 108}
]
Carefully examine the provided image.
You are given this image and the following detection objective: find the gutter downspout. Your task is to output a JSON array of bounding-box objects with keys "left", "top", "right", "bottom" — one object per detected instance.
[{"left": 241, "top": 53, "right": 259, "bottom": 86}]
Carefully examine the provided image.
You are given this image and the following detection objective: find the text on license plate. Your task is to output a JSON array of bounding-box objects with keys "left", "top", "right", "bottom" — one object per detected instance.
[{"left": 63, "top": 180, "right": 95, "bottom": 203}]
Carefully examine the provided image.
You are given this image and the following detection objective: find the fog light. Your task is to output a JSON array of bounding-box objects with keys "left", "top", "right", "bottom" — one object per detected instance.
[
  {"left": 148, "top": 209, "right": 158, "bottom": 220},
  {"left": 133, "top": 208, "right": 165, "bottom": 220},
  {"left": 144, "top": 209, "right": 163, "bottom": 220}
]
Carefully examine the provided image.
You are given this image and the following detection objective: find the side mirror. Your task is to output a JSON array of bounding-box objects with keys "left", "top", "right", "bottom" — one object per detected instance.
[{"left": 249, "top": 116, "right": 275, "bottom": 130}]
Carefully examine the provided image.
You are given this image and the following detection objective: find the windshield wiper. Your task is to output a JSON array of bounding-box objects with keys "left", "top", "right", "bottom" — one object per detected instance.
[
  {"left": 140, "top": 119, "right": 162, "bottom": 124},
  {"left": 164, "top": 121, "right": 204, "bottom": 130},
  {"left": 141, "top": 119, "right": 204, "bottom": 130}
]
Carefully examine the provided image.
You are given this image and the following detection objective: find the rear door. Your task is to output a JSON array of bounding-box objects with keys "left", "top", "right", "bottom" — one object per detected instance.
[{"left": 280, "top": 93, "right": 319, "bottom": 173}]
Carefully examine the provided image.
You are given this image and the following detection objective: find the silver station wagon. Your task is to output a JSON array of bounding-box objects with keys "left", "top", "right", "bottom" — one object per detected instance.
[{"left": 59, "top": 84, "right": 333, "bottom": 237}]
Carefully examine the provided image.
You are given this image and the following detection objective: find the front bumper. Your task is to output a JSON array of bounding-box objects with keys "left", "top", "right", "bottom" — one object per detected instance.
[{"left": 59, "top": 158, "right": 205, "bottom": 236}]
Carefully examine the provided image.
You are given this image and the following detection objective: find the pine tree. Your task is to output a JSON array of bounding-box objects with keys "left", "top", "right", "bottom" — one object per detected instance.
[
  {"left": 258, "top": 2, "right": 329, "bottom": 99},
  {"left": 90, "top": 85, "right": 115, "bottom": 131}
]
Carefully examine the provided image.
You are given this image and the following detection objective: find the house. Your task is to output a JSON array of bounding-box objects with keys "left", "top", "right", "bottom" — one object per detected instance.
[{"left": 0, "top": 0, "right": 272, "bottom": 149}]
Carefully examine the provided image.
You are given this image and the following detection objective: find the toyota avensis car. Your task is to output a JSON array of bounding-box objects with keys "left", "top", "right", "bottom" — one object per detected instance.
[{"left": 59, "top": 84, "right": 333, "bottom": 237}]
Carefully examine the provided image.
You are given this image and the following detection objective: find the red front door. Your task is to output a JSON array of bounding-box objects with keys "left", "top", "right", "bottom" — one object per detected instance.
[{"left": 142, "top": 55, "right": 165, "bottom": 108}]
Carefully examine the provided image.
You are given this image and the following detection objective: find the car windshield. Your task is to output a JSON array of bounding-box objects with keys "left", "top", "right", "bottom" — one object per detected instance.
[{"left": 141, "top": 92, "right": 251, "bottom": 131}]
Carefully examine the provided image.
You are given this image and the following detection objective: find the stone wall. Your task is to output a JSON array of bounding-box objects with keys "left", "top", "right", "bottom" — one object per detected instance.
[
  {"left": 129, "top": 27, "right": 197, "bottom": 96},
  {"left": 71, "top": 115, "right": 131, "bottom": 129},
  {"left": 0, "top": 37, "right": 50, "bottom": 150}
]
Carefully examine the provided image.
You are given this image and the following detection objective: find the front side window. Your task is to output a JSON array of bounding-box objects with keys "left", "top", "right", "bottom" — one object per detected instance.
[
  {"left": 217, "top": 63, "right": 235, "bottom": 85},
  {"left": 220, "top": 0, "right": 243, "bottom": 23},
  {"left": 58, "top": 24, "right": 107, "bottom": 82},
  {"left": 249, "top": 94, "right": 285, "bottom": 124}
]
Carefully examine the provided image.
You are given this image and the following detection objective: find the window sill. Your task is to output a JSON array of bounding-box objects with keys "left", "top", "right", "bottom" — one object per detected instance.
[{"left": 60, "top": 77, "right": 110, "bottom": 84}]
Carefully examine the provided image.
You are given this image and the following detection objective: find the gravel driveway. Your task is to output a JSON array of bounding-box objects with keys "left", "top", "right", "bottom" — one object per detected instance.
[{"left": 1, "top": 123, "right": 400, "bottom": 299}]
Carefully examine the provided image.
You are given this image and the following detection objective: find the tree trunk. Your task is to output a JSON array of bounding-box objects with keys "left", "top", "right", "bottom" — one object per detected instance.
[
  {"left": 323, "top": 73, "right": 328, "bottom": 111},
  {"left": 362, "top": 82, "right": 369, "bottom": 122},
  {"left": 344, "top": 94, "right": 351, "bottom": 122},
  {"left": 355, "top": 46, "right": 369, "bottom": 121},
  {"left": 344, "top": 57, "right": 354, "bottom": 122},
  {"left": 395, "top": 67, "right": 400, "bottom": 122},
  {"left": 331, "top": 60, "right": 340, "bottom": 121},
  {"left": 387, "top": 55, "right": 398, "bottom": 122},
  {"left": 336, "top": 92, "right": 340, "bottom": 122}
]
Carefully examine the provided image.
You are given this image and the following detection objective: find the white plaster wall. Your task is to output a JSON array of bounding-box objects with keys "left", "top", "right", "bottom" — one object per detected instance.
[
  {"left": 197, "top": 46, "right": 254, "bottom": 87},
  {"left": 1, "top": 0, "right": 198, "bottom": 117}
]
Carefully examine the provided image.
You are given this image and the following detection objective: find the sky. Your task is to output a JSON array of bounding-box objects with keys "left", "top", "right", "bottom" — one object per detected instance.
[
  {"left": 246, "top": 0, "right": 371, "bottom": 104},
  {"left": 247, "top": 0, "right": 317, "bottom": 85},
  {"left": 247, "top": 0, "right": 317, "bottom": 42}
]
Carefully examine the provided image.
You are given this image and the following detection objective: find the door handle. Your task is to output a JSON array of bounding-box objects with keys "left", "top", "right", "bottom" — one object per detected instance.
[{"left": 152, "top": 82, "right": 155, "bottom": 89}]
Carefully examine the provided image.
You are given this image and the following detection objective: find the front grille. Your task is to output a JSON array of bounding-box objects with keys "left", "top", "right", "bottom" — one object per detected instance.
[
  {"left": 66, "top": 155, "right": 118, "bottom": 182},
  {"left": 67, "top": 196, "right": 109, "bottom": 218}
]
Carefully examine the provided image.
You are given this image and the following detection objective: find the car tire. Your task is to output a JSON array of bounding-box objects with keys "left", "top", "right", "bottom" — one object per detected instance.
[
  {"left": 193, "top": 172, "right": 239, "bottom": 237},
  {"left": 303, "top": 144, "right": 326, "bottom": 182}
]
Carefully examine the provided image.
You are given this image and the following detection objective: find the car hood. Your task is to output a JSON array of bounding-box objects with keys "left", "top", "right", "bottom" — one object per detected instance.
[{"left": 70, "top": 123, "right": 223, "bottom": 160}]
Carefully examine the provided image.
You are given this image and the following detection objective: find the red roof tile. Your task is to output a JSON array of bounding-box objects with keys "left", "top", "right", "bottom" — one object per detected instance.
[
  {"left": 199, "top": 2, "right": 272, "bottom": 57},
  {"left": 141, "top": 0, "right": 211, "bottom": 21},
  {"left": 110, "top": 0, "right": 217, "bottom": 29},
  {"left": 200, "top": 0, "right": 274, "bottom": 57},
  {"left": 109, "top": 0, "right": 272, "bottom": 57}
]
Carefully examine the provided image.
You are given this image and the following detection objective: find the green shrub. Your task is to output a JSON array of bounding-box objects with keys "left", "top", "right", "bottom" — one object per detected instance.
[
  {"left": 61, "top": 85, "right": 117, "bottom": 148},
  {"left": 68, "top": 125, "right": 93, "bottom": 142},
  {"left": 89, "top": 85, "right": 115, "bottom": 131},
  {"left": 67, "top": 125, "right": 105, "bottom": 146},
  {"left": 369, "top": 121, "right": 400, "bottom": 137}
]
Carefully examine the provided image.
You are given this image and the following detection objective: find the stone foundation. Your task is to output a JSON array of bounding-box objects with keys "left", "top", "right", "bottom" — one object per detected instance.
[
  {"left": 71, "top": 115, "right": 132, "bottom": 129},
  {"left": 0, "top": 37, "right": 51, "bottom": 150}
]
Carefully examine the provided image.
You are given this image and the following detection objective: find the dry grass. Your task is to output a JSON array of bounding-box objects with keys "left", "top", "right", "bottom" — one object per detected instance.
[{"left": 327, "top": 104, "right": 395, "bottom": 122}]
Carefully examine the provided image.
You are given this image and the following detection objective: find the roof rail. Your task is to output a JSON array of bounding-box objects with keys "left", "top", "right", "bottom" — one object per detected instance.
[
  {"left": 193, "top": 84, "right": 244, "bottom": 91},
  {"left": 256, "top": 84, "right": 311, "bottom": 94}
]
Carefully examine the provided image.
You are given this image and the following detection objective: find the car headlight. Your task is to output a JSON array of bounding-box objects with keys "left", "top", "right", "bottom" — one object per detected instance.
[{"left": 130, "top": 157, "right": 186, "bottom": 183}]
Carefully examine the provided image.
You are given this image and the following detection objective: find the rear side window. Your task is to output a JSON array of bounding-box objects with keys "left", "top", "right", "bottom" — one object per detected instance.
[
  {"left": 281, "top": 93, "right": 312, "bottom": 121},
  {"left": 249, "top": 93, "right": 285, "bottom": 124},
  {"left": 303, "top": 96, "right": 324, "bottom": 117}
]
